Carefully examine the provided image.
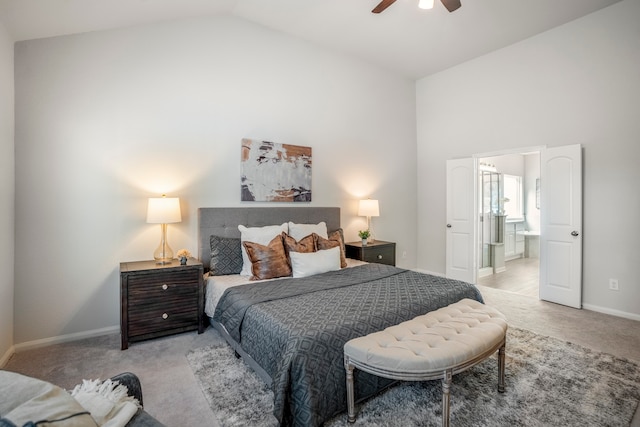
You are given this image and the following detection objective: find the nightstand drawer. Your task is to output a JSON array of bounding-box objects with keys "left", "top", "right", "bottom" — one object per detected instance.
[
  {"left": 128, "top": 296, "right": 197, "bottom": 318},
  {"left": 129, "top": 304, "right": 198, "bottom": 337},
  {"left": 128, "top": 280, "right": 198, "bottom": 306},
  {"left": 361, "top": 246, "right": 395, "bottom": 265}
]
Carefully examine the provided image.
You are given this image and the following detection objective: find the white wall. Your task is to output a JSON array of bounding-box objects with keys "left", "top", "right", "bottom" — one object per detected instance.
[
  {"left": 0, "top": 21, "right": 15, "bottom": 363},
  {"left": 14, "top": 15, "right": 417, "bottom": 344},
  {"left": 417, "top": 0, "right": 640, "bottom": 318}
]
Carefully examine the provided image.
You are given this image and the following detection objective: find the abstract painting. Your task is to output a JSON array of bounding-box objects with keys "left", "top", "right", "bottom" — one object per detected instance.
[{"left": 241, "top": 139, "right": 312, "bottom": 202}]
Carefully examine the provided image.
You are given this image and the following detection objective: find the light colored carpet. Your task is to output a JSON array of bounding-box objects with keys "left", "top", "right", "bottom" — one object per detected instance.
[{"left": 187, "top": 327, "right": 640, "bottom": 427}]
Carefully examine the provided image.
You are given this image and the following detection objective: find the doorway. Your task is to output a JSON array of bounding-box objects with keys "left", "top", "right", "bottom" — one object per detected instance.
[
  {"left": 446, "top": 144, "right": 583, "bottom": 308},
  {"left": 475, "top": 151, "right": 541, "bottom": 299}
]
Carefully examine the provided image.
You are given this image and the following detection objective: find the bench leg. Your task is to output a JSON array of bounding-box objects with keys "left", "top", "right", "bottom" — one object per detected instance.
[
  {"left": 441, "top": 369, "right": 452, "bottom": 427},
  {"left": 498, "top": 341, "right": 506, "bottom": 393},
  {"left": 345, "top": 359, "right": 356, "bottom": 423}
]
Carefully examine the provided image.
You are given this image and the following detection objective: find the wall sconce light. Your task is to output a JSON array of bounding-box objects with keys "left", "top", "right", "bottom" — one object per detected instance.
[
  {"left": 358, "top": 199, "right": 380, "bottom": 243},
  {"left": 147, "top": 195, "right": 182, "bottom": 264}
]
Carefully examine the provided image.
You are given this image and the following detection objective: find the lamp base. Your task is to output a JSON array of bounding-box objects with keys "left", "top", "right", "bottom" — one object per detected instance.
[
  {"left": 367, "top": 217, "right": 375, "bottom": 243},
  {"left": 153, "top": 224, "right": 174, "bottom": 265}
]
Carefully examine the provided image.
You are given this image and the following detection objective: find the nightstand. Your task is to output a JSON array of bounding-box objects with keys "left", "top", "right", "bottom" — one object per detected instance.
[
  {"left": 345, "top": 240, "right": 396, "bottom": 266},
  {"left": 120, "top": 259, "right": 204, "bottom": 350}
]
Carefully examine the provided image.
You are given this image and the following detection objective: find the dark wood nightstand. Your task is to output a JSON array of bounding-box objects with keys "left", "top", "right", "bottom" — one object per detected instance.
[
  {"left": 345, "top": 240, "right": 396, "bottom": 266},
  {"left": 120, "top": 259, "right": 204, "bottom": 350}
]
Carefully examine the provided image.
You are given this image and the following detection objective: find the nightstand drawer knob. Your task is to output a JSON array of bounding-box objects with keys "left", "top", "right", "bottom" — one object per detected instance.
[
  {"left": 377, "top": 254, "right": 383, "bottom": 260},
  {"left": 162, "top": 313, "right": 169, "bottom": 320},
  {"left": 162, "top": 284, "right": 168, "bottom": 290}
]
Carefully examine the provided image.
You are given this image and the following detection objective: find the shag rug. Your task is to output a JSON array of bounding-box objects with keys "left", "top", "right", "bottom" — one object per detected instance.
[{"left": 186, "top": 327, "right": 640, "bottom": 426}]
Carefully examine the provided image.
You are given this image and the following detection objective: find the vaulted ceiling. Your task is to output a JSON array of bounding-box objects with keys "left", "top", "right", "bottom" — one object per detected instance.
[{"left": 0, "top": 0, "right": 622, "bottom": 79}]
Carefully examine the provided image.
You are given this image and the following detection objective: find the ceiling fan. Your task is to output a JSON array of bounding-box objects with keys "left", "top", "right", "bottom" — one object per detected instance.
[{"left": 372, "top": 0, "right": 462, "bottom": 13}]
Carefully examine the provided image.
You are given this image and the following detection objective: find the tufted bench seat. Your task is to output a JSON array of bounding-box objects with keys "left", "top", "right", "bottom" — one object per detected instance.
[{"left": 344, "top": 298, "right": 508, "bottom": 427}]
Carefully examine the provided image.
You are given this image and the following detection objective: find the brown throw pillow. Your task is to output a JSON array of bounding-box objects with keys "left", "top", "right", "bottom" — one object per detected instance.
[
  {"left": 243, "top": 235, "right": 292, "bottom": 280},
  {"left": 314, "top": 229, "right": 347, "bottom": 268},
  {"left": 282, "top": 232, "right": 316, "bottom": 256}
]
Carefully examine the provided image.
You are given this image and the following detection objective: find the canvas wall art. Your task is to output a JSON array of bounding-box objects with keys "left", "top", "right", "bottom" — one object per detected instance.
[{"left": 241, "top": 139, "right": 312, "bottom": 202}]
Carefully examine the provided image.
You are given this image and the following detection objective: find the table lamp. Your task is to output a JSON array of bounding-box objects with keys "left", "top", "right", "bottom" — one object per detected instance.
[
  {"left": 147, "top": 195, "right": 182, "bottom": 264},
  {"left": 358, "top": 199, "right": 380, "bottom": 243}
]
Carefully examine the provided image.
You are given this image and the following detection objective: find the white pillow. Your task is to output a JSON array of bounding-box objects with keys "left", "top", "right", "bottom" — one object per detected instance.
[
  {"left": 239, "top": 223, "right": 288, "bottom": 276},
  {"left": 289, "top": 246, "right": 341, "bottom": 278},
  {"left": 288, "top": 221, "right": 328, "bottom": 241}
]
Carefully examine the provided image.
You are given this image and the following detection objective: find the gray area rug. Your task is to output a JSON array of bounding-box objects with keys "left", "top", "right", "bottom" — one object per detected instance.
[{"left": 186, "top": 327, "right": 640, "bottom": 426}]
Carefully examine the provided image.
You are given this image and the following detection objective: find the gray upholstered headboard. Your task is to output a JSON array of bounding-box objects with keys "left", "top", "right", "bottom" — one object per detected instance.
[{"left": 198, "top": 207, "right": 341, "bottom": 268}]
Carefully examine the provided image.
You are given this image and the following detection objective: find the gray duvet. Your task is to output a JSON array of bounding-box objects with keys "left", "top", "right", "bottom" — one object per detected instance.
[{"left": 213, "top": 263, "right": 483, "bottom": 427}]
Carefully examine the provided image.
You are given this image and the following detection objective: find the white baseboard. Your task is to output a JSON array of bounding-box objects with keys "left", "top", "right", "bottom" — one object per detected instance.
[
  {"left": 582, "top": 303, "right": 640, "bottom": 322},
  {"left": 478, "top": 267, "right": 494, "bottom": 278},
  {"left": 13, "top": 326, "right": 119, "bottom": 353},
  {"left": 0, "top": 345, "right": 15, "bottom": 368}
]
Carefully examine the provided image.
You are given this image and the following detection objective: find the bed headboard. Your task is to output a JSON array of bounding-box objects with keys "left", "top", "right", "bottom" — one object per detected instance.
[{"left": 197, "top": 207, "right": 341, "bottom": 267}]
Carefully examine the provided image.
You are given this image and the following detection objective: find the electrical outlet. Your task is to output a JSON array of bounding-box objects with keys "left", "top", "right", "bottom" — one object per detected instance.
[{"left": 609, "top": 279, "right": 619, "bottom": 291}]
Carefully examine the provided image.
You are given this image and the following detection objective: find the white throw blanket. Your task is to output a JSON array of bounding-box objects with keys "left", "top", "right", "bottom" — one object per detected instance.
[{"left": 70, "top": 379, "right": 141, "bottom": 427}]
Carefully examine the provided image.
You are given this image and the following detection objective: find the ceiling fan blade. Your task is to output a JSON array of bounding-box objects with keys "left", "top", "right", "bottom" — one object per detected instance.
[
  {"left": 372, "top": 0, "right": 398, "bottom": 13},
  {"left": 440, "top": 0, "right": 462, "bottom": 12}
]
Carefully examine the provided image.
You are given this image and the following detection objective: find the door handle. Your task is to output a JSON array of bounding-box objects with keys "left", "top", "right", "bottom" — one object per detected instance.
[
  {"left": 446, "top": 224, "right": 452, "bottom": 228},
  {"left": 571, "top": 231, "right": 579, "bottom": 237}
]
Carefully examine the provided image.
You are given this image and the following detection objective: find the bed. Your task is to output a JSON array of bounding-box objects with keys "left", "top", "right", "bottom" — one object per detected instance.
[{"left": 198, "top": 207, "right": 484, "bottom": 427}]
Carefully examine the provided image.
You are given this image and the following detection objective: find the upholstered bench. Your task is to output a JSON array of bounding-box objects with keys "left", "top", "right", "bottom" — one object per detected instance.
[{"left": 344, "top": 298, "right": 508, "bottom": 427}]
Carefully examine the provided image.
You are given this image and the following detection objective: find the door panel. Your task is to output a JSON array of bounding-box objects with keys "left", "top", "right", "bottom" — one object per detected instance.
[
  {"left": 540, "top": 144, "right": 582, "bottom": 308},
  {"left": 451, "top": 233, "right": 471, "bottom": 271},
  {"left": 446, "top": 158, "right": 476, "bottom": 283},
  {"left": 547, "top": 241, "right": 572, "bottom": 289}
]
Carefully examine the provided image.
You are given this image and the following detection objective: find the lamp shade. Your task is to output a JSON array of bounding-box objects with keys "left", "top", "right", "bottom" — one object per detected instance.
[
  {"left": 358, "top": 199, "right": 380, "bottom": 217},
  {"left": 146, "top": 197, "right": 182, "bottom": 224},
  {"left": 418, "top": 0, "right": 434, "bottom": 9}
]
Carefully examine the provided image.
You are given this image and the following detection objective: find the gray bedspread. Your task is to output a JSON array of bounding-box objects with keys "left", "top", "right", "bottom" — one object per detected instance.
[{"left": 213, "top": 264, "right": 483, "bottom": 427}]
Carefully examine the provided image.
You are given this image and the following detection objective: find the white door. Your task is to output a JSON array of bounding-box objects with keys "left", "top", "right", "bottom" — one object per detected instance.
[
  {"left": 446, "top": 158, "right": 476, "bottom": 283},
  {"left": 539, "top": 144, "right": 582, "bottom": 308}
]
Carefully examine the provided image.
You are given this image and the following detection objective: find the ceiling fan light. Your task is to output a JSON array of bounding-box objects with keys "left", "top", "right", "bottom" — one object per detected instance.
[{"left": 418, "top": 0, "right": 434, "bottom": 10}]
